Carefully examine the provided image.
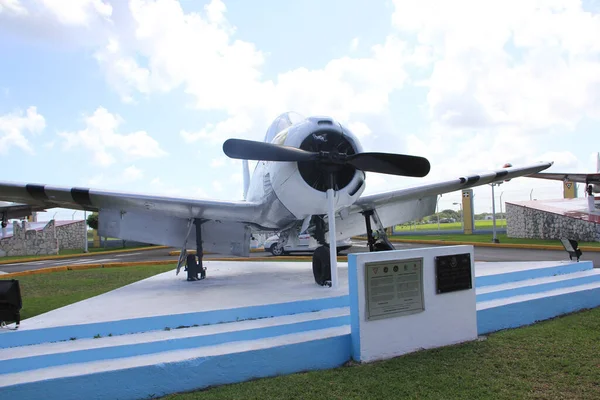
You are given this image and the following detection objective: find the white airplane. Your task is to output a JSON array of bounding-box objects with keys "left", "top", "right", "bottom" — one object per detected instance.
[
  {"left": 529, "top": 152, "right": 600, "bottom": 195},
  {"left": 0, "top": 112, "right": 553, "bottom": 287}
]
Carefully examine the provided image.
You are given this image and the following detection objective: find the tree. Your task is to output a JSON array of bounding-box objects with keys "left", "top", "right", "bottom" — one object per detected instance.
[{"left": 87, "top": 213, "right": 98, "bottom": 230}]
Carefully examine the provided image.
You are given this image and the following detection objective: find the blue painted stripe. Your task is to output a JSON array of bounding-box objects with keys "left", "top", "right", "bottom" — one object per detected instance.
[
  {"left": 0, "top": 295, "right": 350, "bottom": 349},
  {"left": 475, "top": 261, "right": 593, "bottom": 287},
  {"left": 1, "top": 334, "right": 352, "bottom": 400},
  {"left": 477, "top": 285, "right": 600, "bottom": 335},
  {"left": 476, "top": 273, "right": 600, "bottom": 302},
  {"left": 347, "top": 254, "right": 361, "bottom": 362},
  {"left": 0, "top": 315, "right": 349, "bottom": 375}
]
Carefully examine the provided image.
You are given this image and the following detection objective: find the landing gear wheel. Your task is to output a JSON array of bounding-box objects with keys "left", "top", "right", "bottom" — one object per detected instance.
[
  {"left": 374, "top": 240, "right": 394, "bottom": 251},
  {"left": 270, "top": 244, "right": 285, "bottom": 256},
  {"left": 312, "top": 245, "right": 332, "bottom": 287}
]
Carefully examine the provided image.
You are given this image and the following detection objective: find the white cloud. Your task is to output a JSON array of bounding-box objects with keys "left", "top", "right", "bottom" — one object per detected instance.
[
  {"left": 87, "top": 173, "right": 104, "bottom": 186},
  {"left": 0, "top": 0, "right": 27, "bottom": 16},
  {"left": 212, "top": 180, "right": 223, "bottom": 193},
  {"left": 385, "top": 0, "right": 600, "bottom": 208},
  {"left": 181, "top": 113, "right": 254, "bottom": 143},
  {"left": 392, "top": 0, "right": 600, "bottom": 132},
  {"left": 0, "top": 106, "right": 45, "bottom": 154},
  {"left": 58, "top": 107, "right": 167, "bottom": 166},
  {"left": 0, "top": 0, "right": 114, "bottom": 47},
  {"left": 347, "top": 121, "right": 372, "bottom": 139},
  {"left": 122, "top": 165, "right": 144, "bottom": 182},
  {"left": 37, "top": 0, "right": 112, "bottom": 26},
  {"left": 86, "top": 0, "right": 416, "bottom": 145},
  {"left": 85, "top": 166, "right": 143, "bottom": 187},
  {"left": 210, "top": 157, "right": 227, "bottom": 168},
  {"left": 6, "top": 0, "right": 600, "bottom": 213}
]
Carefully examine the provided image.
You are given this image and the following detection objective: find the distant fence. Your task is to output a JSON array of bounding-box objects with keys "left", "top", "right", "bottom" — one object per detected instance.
[
  {"left": 89, "top": 239, "right": 154, "bottom": 249},
  {"left": 391, "top": 228, "right": 507, "bottom": 236}
]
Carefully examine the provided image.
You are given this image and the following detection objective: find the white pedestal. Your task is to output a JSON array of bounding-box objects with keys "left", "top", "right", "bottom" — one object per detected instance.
[{"left": 348, "top": 245, "right": 477, "bottom": 363}]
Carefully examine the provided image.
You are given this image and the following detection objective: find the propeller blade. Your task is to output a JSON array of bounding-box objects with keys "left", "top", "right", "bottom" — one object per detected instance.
[
  {"left": 223, "top": 139, "right": 318, "bottom": 162},
  {"left": 347, "top": 153, "right": 431, "bottom": 177}
]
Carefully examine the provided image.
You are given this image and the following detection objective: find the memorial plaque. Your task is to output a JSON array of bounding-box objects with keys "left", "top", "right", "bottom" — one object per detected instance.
[
  {"left": 435, "top": 253, "right": 472, "bottom": 294},
  {"left": 364, "top": 258, "right": 424, "bottom": 321}
]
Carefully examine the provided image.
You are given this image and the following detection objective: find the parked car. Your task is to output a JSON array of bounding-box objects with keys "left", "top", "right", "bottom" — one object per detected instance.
[{"left": 264, "top": 231, "right": 353, "bottom": 256}]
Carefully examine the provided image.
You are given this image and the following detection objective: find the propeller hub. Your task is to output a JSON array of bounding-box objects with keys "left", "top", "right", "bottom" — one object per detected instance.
[{"left": 298, "top": 129, "right": 358, "bottom": 192}]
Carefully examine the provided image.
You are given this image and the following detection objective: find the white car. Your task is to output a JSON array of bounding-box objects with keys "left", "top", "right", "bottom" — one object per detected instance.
[{"left": 263, "top": 231, "right": 353, "bottom": 256}]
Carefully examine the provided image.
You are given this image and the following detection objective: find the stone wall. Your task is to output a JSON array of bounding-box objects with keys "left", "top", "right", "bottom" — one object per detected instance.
[
  {"left": 56, "top": 221, "right": 86, "bottom": 250},
  {"left": 0, "top": 220, "right": 59, "bottom": 256},
  {"left": 507, "top": 203, "right": 600, "bottom": 242}
]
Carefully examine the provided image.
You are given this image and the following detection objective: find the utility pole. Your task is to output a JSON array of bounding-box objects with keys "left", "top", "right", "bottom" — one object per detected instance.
[{"left": 84, "top": 210, "right": 88, "bottom": 253}]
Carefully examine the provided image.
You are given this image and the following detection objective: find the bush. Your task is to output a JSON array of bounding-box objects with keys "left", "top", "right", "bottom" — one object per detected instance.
[{"left": 87, "top": 213, "right": 98, "bottom": 230}]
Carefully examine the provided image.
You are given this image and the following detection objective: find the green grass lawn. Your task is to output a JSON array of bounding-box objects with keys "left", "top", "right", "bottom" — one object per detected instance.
[
  {"left": 395, "top": 219, "right": 506, "bottom": 232},
  {"left": 16, "top": 264, "right": 175, "bottom": 320},
  {"left": 391, "top": 233, "right": 600, "bottom": 247},
  {"left": 10, "top": 264, "right": 600, "bottom": 399}
]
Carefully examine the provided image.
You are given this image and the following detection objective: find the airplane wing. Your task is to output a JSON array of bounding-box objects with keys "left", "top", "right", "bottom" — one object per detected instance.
[
  {"left": 0, "top": 201, "right": 46, "bottom": 220},
  {"left": 528, "top": 172, "right": 600, "bottom": 184},
  {"left": 354, "top": 161, "right": 553, "bottom": 210},
  {"left": 0, "top": 181, "right": 262, "bottom": 256},
  {"left": 0, "top": 182, "right": 260, "bottom": 222},
  {"left": 333, "top": 161, "right": 553, "bottom": 239}
]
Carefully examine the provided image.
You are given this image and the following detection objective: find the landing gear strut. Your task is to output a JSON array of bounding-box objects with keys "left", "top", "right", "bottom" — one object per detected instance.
[
  {"left": 186, "top": 219, "right": 206, "bottom": 281},
  {"left": 311, "top": 215, "right": 332, "bottom": 287},
  {"left": 176, "top": 218, "right": 207, "bottom": 281},
  {"left": 362, "top": 210, "right": 395, "bottom": 252}
]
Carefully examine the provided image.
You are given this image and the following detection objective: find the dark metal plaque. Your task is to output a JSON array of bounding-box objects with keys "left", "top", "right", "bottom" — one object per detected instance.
[{"left": 435, "top": 253, "right": 472, "bottom": 294}]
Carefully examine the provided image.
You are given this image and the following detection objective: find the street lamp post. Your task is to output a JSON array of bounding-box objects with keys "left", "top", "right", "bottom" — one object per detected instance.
[
  {"left": 490, "top": 183, "right": 500, "bottom": 243},
  {"left": 499, "top": 191, "right": 504, "bottom": 227},
  {"left": 436, "top": 195, "right": 441, "bottom": 231},
  {"left": 453, "top": 202, "right": 463, "bottom": 231}
]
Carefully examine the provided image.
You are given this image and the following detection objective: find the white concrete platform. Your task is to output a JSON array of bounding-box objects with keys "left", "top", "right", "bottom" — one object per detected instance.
[
  {"left": 20, "top": 260, "right": 349, "bottom": 329},
  {"left": 1, "top": 259, "right": 592, "bottom": 348},
  {"left": 1, "top": 258, "right": 600, "bottom": 400},
  {"left": 0, "top": 261, "right": 350, "bottom": 348}
]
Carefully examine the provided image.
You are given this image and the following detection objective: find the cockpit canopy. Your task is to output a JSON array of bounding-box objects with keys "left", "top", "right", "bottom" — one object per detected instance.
[{"left": 264, "top": 112, "right": 305, "bottom": 143}]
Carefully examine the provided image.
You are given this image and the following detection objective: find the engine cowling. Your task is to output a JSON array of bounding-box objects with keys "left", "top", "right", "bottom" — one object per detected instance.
[{"left": 269, "top": 117, "right": 366, "bottom": 219}]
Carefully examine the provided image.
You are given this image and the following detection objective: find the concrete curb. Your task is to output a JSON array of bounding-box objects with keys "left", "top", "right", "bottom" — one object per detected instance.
[
  {"left": 379, "top": 237, "right": 600, "bottom": 252},
  {"left": 2, "top": 260, "right": 177, "bottom": 278},
  {"left": 0, "top": 246, "right": 169, "bottom": 265},
  {"left": 168, "top": 249, "right": 263, "bottom": 256},
  {"left": 1, "top": 256, "right": 350, "bottom": 278}
]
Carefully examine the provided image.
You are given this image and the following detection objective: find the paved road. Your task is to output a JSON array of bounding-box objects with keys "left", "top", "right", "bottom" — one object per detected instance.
[
  {"left": 0, "top": 248, "right": 177, "bottom": 274},
  {"left": 1, "top": 241, "right": 597, "bottom": 274}
]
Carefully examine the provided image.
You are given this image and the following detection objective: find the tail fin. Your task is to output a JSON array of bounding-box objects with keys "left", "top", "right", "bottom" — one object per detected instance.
[{"left": 242, "top": 160, "right": 250, "bottom": 200}]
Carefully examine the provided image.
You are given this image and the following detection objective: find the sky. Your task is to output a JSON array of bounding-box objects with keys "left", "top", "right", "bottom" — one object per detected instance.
[{"left": 1, "top": 0, "right": 599, "bottom": 222}]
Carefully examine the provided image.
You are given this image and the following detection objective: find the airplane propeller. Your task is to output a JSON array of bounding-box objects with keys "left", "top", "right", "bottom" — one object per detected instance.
[
  {"left": 223, "top": 136, "right": 431, "bottom": 289},
  {"left": 223, "top": 138, "right": 431, "bottom": 177}
]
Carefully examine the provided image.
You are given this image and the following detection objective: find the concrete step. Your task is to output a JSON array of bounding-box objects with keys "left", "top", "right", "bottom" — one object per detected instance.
[
  {"left": 475, "top": 260, "right": 593, "bottom": 287},
  {"left": 476, "top": 269, "right": 600, "bottom": 302},
  {"left": 0, "top": 307, "right": 349, "bottom": 375},
  {"left": 477, "top": 280, "right": 600, "bottom": 334},
  {"left": 0, "top": 294, "right": 349, "bottom": 349},
  {"left": 0, "top": 326, "right": 352, "bottom": 400}
]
